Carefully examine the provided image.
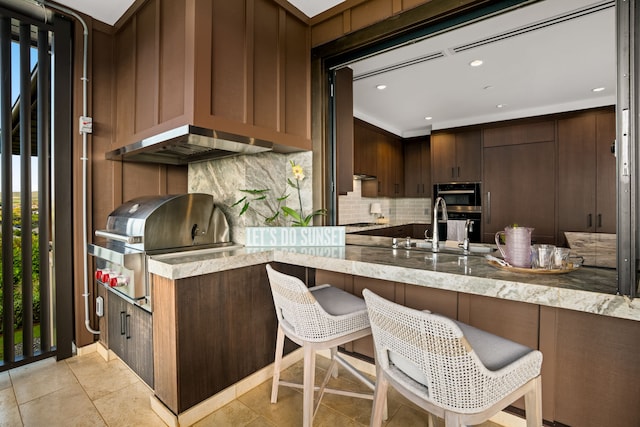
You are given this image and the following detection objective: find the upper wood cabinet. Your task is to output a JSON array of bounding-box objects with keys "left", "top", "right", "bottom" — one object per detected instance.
[
  {"left": 431, "top": 129, "right": 481, "bottom": 183},
  {"left": 404, "top": 137, "right": 431, "bottom": 197},
  {"left": 335, "top": 67, "right": 354, "bottom": 195},
  {"left": 114, "top": 0, "right": 311, "bottom": 152},
  {"left": 482, "top": 120, "right": 556, "bottom": 244},
  {"left": 355, "top": 119, "right": 403, "bottom": 197},
  {"left": 353, "top": 118, "right": 378, "bottom": 178},
  {"left": 557, "top": 108, "right": 616, "bottom": 242}
]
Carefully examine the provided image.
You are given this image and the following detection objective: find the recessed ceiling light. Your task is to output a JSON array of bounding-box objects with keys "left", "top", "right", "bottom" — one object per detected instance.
[
  {"left": 469, "top": 59, "right": 483, "bottom": 67},
  {"left": 592, "top": 87, "right": 605, "bottom": 92},
  {"left": 376, "top": 84, "right": 387, "bottom": 90},
  {"left": 496, "top": 104, "right": 506, "bottom": 108},
  {"left": 424, "top": 116, "right": 433, "bottom": 120}
]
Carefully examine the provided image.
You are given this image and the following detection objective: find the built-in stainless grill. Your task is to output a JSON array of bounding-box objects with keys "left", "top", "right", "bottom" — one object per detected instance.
[{"left": 88, "top": 193, "right": 235, "bottom": 307}]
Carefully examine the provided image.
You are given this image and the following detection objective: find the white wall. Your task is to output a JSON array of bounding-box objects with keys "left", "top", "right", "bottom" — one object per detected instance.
[{"left": 338, "top": 179, "right": 432, "bottom": 225}]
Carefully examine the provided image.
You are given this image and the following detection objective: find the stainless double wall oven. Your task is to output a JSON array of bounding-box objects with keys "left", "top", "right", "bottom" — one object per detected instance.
[{"left": 433, "top": 182, "right": 482, "bottom": 243}]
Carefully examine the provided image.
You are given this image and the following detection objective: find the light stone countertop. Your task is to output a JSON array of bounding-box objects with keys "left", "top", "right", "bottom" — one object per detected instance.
[{"left": 148, "top": 238, "right": 638, "bottom": 322}]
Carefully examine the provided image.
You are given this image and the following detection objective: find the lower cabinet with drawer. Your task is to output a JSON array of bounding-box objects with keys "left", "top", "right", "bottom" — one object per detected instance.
[{"left": 107, "top": 291, "right": 154, "bottom": 387}]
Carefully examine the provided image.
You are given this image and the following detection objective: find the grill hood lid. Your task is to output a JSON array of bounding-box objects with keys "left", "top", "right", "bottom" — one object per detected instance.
[{"left": 106, "top": 125, "right": 273, "bottom": 165}]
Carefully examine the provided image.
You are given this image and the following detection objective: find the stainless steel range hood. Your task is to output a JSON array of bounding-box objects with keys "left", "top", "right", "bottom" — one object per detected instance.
[{"left": 106, "top": 125, "right": 273, "bottom": 165}]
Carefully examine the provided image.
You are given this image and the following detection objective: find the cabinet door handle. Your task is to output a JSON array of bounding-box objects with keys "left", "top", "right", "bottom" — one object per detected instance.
[
  {"left": 587, "top": 213, "right": 593, "bottom": 228},
  {"left": 120, "top": 311, "right": 126, "bottom": 335},
  {"left": 457, "top": 166, "right": 460, "bottom": 178},
  {"left": 417, "top": 184, "right": 420, "bottom": 194},
  {"left": 451, "top": 167, "right": 455, "bottom": 178},
  {"left": 422, "top": 183, "right": 425, "bottom": 194},
  {"left": 125, "top": 314, "right": 131, "bottom": 339},
  {"left": 598, "top": 213, "right": 602, "bottom": 228},
  {"left": 486, "top": 192, "right": 491, "bottom": 224}
]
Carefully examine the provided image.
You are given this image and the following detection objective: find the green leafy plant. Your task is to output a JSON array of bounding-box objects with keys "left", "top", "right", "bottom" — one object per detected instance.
[{"left": 232, "top": 160, "right": 326, "bottom": 227}]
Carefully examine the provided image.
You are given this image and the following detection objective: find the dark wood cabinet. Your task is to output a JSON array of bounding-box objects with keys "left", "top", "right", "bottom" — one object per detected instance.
[
  {"left": 482, "top": 120, "right": 556, "bottom": 244},
  {"left": 558, "top": 109, "right": 616, "bottom": 243},
  {"left": 404, "top": 137, "right": 431, "bottom": 197},
  {"left": 431, "top": 129, "right": 481, "bottom": 183},
  {"left": 335, "top": 67, "right": 354, "bottom": 195},
  {"left": 354, "top": 118, "right": 378, "bottom": 178},
  {"left": 378, "top": 138, "right": 404, "bottom": 197},
  {"left": 107, "top": 292, "right": 153, "bottom": 387},
  {"left": 113, "top": 0, "right": 310, "bottom": 154},
  {"left": 352, "top": 224, "right": 428, "bottom": 239},
  {"left": 355, "top": 119, "right": 404, "bottom": 197},
  {"left": 541, "top": 307, "right": 640, "bottom": 427},
  {"left": 152, "top": 264, "right": 280, "bottom": 414}
]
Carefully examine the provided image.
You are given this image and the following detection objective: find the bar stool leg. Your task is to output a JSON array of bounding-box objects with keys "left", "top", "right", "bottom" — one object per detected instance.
[
  {"left": 271, "top": 325, "right": 285, "bottom": 403},
  {"left": 370, "top": 372, "right": 389, "bottom": 427},
  {"left": 330, "top": 347, "right": 338, "bottom": 378},
  {"left": 303, "top": 345, "right": 317, "bottom": 427},
  {"left": 524, "top": 376, "right": 542, "bottom": 427}
]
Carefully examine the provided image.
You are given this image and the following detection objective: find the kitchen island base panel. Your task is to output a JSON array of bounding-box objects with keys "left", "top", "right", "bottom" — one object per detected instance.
[
  {"left": 150, "top": 347, "right": 305, "bottom": 427},
  {"left": 151, "top": 263, "right": 300, "bottom": 415}
]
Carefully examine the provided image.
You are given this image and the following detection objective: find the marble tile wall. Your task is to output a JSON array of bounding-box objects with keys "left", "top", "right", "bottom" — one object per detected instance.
[
  {"left": 338, "top": 179, "right": 432, "bottom": 225},
  {"left": 190, "top": 151, "right": 313, "bottom": 244},
  {"left": 190, "top": 152, "right": 431, "bottom": 244}
]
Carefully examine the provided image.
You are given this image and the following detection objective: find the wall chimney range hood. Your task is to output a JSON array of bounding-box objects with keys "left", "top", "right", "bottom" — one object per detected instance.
[{"left": 106, "top": 125, "right": 273, "bottom": 165}]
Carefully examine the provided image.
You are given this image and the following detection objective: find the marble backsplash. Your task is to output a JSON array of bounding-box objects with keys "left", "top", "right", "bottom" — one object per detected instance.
[
  {"left": 189, "top": 151, "right": 313, "bottom": 244},
  {"left": 189, "top": 151, "right": 432, "bottom": 244}
]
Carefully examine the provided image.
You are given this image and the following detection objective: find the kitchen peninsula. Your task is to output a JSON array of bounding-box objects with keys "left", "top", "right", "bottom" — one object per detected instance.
[{"left": 147, "top": 238, "right": 639, "bottom": 427}]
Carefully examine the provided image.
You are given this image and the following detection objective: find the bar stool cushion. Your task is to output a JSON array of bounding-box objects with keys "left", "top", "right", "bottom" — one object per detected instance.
[
  {"left": 455, "top": 321, "right": 534, "bottom": 371},
  {"left": 310, "top": 285, "right": 367, "bottom": 315},
  {"left": 389, "top": 313, "right": 535, "bottom": 388}
]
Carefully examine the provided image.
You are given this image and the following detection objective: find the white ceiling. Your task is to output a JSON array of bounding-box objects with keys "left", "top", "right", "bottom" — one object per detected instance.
[
  {"left": 349, "top": 0, "right": 616, "bottom": 137},
  {"left": 50, "top": 0, "right": 615, "bottom": 139}
]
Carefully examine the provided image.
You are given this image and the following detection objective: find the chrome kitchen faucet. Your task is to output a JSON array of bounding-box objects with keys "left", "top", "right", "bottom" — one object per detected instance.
[{"left": 431, "top": 197, "right": 448, "bottom": 251}]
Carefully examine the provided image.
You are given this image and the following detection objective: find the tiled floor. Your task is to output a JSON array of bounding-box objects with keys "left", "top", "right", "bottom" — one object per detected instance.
[{"left": 0, "top": 349, "right": 508, "bottom": 426}]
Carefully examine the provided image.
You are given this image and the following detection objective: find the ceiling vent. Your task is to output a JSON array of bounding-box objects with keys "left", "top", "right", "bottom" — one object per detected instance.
[
  {"left": 451, "top": 0, "right": 614, "bottom": 53},
  {"left": 353, "top": 51, "right": 446, "bottom": 81}
]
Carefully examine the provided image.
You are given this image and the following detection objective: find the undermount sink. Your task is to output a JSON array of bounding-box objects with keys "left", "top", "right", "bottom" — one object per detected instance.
[{"left": 414, "top": 240, "right": 496, "bottom": 255}]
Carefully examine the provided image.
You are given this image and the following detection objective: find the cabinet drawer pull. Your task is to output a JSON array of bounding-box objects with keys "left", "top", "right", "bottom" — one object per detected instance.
[
  {"left": 126, "top": 314, "right": 131, "bottom": 339},
  {"left": 120, "top": 311, "right": 126, "bottom": 335}
]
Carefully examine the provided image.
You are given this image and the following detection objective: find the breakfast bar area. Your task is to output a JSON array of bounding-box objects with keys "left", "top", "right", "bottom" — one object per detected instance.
[{"left": 147, "top": 239, "right": 639, "bottom": 427}]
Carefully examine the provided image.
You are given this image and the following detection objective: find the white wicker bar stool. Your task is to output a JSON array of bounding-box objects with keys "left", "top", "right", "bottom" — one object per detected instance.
[
  {"left": 265, "top": 264, "right": 376, "bottom": 427},
  {"left": 363, "top": 289, "right": 543, "bottom": 427}
]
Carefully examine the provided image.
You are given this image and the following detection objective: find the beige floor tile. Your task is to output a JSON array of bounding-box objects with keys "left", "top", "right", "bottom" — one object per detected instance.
[
  {"left": 92, "top": 380, "right": 166, "bottom": 427},
  {"left": 0, "top": 371, "right": 11, "bottom": 391},
  {"left": 193, "top": 400, "right": 260, "bottom": 427},
  {"left": 19, "top": 381, "right": 106, "bottom": 427},
  {"left": 245, "top": 416, "right": 278, "bottom": 427},
  {"left": 0, "top": 387, "right": 22, "bottom": 427},
  {"left": 66, "top": 352, "right": 139, "bottom": 400},
  {"left": 10, "top": 358, "right": 79, "bottom": 404},
  {"left": 238, "top": 380, "right": 304, "bottom": 426}
]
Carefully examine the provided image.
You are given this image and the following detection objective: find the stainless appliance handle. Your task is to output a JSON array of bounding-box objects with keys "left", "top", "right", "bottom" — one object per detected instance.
[
  {"left": 95, "top": 230, "right": 143, "bottom": 244},
  {"left": 486, "top": 192, "right": 491, "bottom": 224},
  {"left": 436, "top": 190, "right": 475, "bottom": 195}
]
